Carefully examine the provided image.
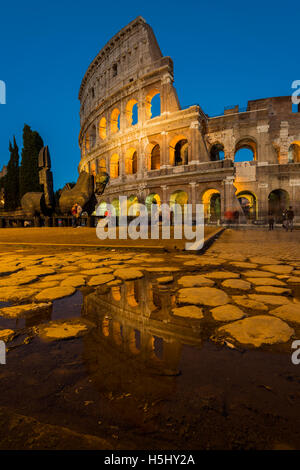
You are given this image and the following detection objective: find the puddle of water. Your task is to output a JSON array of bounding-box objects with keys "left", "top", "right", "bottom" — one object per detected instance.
[
  {"left": 0, "top": 275, "right": 300, "bottom": 449},
  {"left": 52, "top": 290, "right": 83, "bottom": 321}
]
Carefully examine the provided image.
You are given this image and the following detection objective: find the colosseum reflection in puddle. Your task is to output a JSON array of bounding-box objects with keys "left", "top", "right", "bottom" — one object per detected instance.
[
  {"left": 83, "top": 276, "right": 204, "bottom": 376},
  {"left": 78, "top": 16, "right": 300, "bottom": 223}
]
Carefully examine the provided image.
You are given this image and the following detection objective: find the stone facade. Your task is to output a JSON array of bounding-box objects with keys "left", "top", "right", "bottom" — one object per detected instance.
[{"left": 78, "top": 16, "right": 300, "bottom": 223}]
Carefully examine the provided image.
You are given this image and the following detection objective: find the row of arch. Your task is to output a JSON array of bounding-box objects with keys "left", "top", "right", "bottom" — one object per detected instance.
[
  {"left": 83, "top": 89, "right": 161, "bottom": 153},
  {"left": 97, "top": 188, "right": 292, "bottom": 221},
  {"left": 87, "top": 136, "right": 189, "bottom": 177},
  {"left": 210, "top": 139, "right": 300, "bottom": 163}
]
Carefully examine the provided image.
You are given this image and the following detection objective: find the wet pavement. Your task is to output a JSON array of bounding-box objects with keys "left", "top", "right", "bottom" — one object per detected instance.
[{"left": 0, "top": 229, "right": 299, "bottom": 449}]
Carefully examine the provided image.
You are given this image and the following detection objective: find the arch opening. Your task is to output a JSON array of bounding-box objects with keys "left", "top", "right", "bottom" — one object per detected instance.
[
  {"left": 145, "top": 89, "right": 160, "bottom": 119},
  {"left": 111, "top": 108, "right": 120, "bottom": 133},
  {"left": 126, "top": 99, "right": 138, "bottom": 126},
  {"left": 234, "top": 138, "right": 256, "bottom": 162},
  {"left": 125, "top": 148, "right": 138, "bottom": 175},
  {"left": 99, "top": 117, "right": 107, "bottom": 140},
  {"left": 210, "top": 143, "right": 225, "bottom": 161},
  {"left": 288, "top": 142, "right": 300, "bottom": 163},
  {"left": 237, "top": 191, "right": 257, "bottom": 220},
  {"left": 268, "top": 189, "right": 290, "bottom": 222},
  {"left": 110, "top": 154, "right": 120, "bottom": 179},
  {"left": 202, "top": 189, "right": 221, "bottom": 222},
  {"left": 145, "top": 193, "right": 161, "bottom": 213}
]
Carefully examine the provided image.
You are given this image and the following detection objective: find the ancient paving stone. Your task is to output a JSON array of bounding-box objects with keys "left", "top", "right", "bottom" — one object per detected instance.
[
  {"left": 34, "top": 281, "right": 60, "bottom": 289},
  {"left": 61, "top": 276, "right": 86, "bottom": 288},
  {"left": 270, "top": 304, "right": 300, "bottom": 324},
  {"left": 107, "top": 279, "right": 122, "bottom": 286},
  {"left": 248, "top": 294, "right": 291, "bottom": 306},
  {"left": 210, "top": 304, "right": 245, "bottom": 321},
  {"left": 287, "top": 277, "right": 300, "bottom": 284},
  {"left": 172, "top": 305, "right": 204, "bottom": 319},
  {"left": 254, "top": 286, "right": 291, "bottom": 295},
  {"left": 177, "top": 275, "right": 214, "bottom": 288},
  {"left": 78, "top": 262, "right": 101, "bottom": 270},
  {"left": 35, "top": 286, "right": 76, "bottom": 301},
  {"left": 242, "top": 270, "right": 276, "bottom": 278},
  {"left": 246, "top": 277, "right": 286, "bottom": 286},
  {"left": 0, "top": 303, "right": 51, "bottom": 318},
  {"left": 0, "top": 265, "right": 21, "bottom": 276},
  {"left": 0, "top": 274, "right": 39, "bottom": 287},
  {"left": 217, "top": 315, "right": 294, "bottom": 347},
  {"left": 184, "top": 258, "right": 226, "bottom": 267},
  {"left": 82, "top": 267, "right": 114, "bottom": 275},
  {"left": 0, "top": 287, "right": 38, "bottom": 302},
  {"left": 157, "top": 276, "right": 173, "bottom": 284},
  {"left": 204, "top": 271, "right": 240, "bottom": 280},
  {"left": 144, "top": 267, "right": 180, "bottom": 273},
  {"left": 88, "top": 274, "right": 115, "bottom": 286},
  {"left": 26, "top": 267, "right": 56, "bottom": 277},
  {"left": 232, "top": 295, "right": 268, "bottom": 311},
  {"left": 178, "top": 287, "right": 229, "bottom": 307},
  {"left": 261, "top": 265, "right": 294, "bottom": 275},
  {"left": 221, "top": 279, "right": 251, "bottom": 290},
  {"left": 249, "top": 257, "right": 280, "bottom": 265},
  {"left": 0, "top": 329, "right": 15, "bottom": 342},
  {"left": 60, "top": 266, "right": 79, "bottom": 272},
  {"left": 229, "top": 262, "right": 258, "bottom": 269},
  {"left": 113, "top": 268, "right": 144, "bottom": 280},
  {"left": 37, "top": 320, "right": 90, "bottom": 341}
]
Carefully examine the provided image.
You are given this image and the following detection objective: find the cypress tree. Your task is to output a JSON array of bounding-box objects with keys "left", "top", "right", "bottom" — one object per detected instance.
[
  {"left": 19, "top": 124, "right": 44, "bottom": 198},
  {"left": 4, "top": 136, "right": 20, "bottom": 211}
]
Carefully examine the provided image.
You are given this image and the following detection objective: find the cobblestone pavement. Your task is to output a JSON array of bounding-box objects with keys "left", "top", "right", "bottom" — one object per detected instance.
[
  {"left": 0, "top": 228, "right": 299, "bottom": 449},
  {"left": 208, "top": 227, "right": 300, "bottom": 260}
]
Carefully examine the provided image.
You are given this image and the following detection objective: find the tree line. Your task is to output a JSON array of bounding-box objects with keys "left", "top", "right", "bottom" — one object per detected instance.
[{"left": 0, "top": 124, "right": 44, "bottom": 211}]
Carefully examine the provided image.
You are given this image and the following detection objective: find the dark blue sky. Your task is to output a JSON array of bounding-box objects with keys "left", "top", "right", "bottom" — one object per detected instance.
[{"left": 0, "top": 0, "right": 298, "bottom": 189}]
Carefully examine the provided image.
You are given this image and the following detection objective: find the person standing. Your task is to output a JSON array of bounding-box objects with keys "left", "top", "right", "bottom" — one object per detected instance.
[
  {"left": 71, "top": 203, "right": 78, "bottom": 227},
  {"left": 286, "top": 206, "right": 294, "bottom": 232},
  {"left": 268, "top": 212, "right": 274, "bottom": 231},
  {"left": 76, "top": 204, "right": 83, "bottom": 227}
]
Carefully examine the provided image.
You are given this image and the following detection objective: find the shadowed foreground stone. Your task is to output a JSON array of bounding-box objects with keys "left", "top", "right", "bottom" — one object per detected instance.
[
  {"left": 172, "top": 306, "right": 204, "bottom": 319},
  {"left": 178, "top": 287, "right": 229, "bottom": 307},
  {"left": 210, "top": 304, "right": 245, "bottom": 321},
  {"left": 217, "top": 315, "right": 294, "bottom": 347}
]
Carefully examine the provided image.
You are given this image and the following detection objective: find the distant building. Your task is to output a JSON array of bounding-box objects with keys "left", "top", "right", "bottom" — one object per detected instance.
[{"left": 78, "top": 17, "right": 300, "bottom": 223}]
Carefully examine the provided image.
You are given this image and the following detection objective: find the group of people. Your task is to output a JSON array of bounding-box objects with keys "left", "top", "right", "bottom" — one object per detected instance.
[
  {"left": 71, "top": 203, "right": 82, "bottom": 227},
  {"left": 268, "top": 206, "right": 294, "bottom": 232}
]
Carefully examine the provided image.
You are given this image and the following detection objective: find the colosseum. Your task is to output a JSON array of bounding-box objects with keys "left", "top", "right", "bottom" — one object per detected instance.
[{"left": 78, "top": 16, "right": 300, "bottom": 224}]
